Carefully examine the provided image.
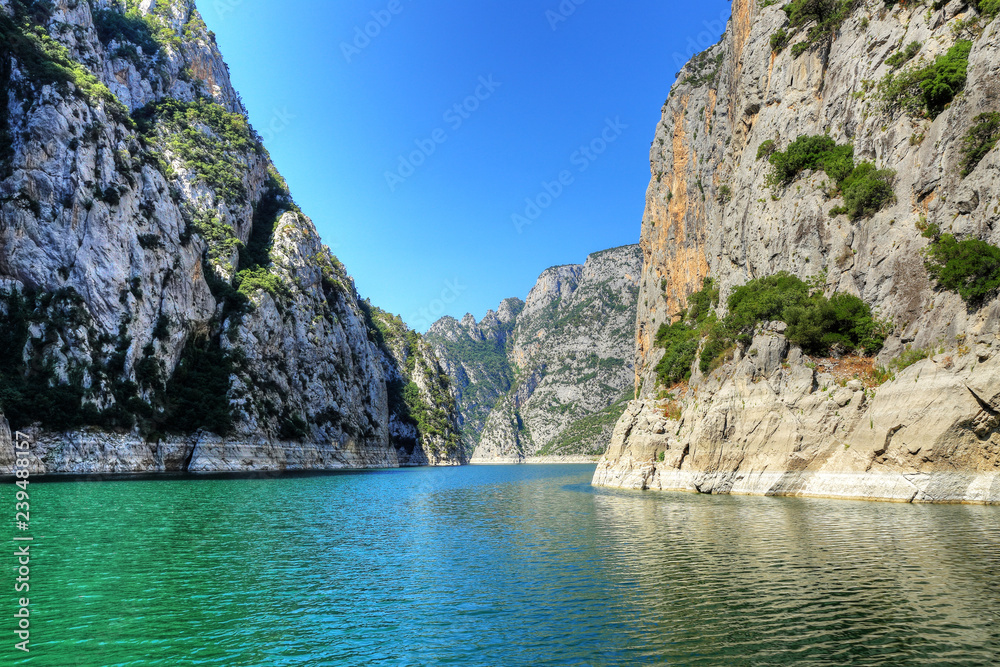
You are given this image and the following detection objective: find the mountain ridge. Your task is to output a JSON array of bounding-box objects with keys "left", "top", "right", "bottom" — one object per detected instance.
[{"left": 428, "top": 243, "right": 643, "bottom": 461}]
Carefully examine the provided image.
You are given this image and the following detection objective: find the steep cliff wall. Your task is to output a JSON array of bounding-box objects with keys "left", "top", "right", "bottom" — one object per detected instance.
[
  {"left": 597, "top": 0, "right": 1000, "bottom": 502},
  {"left": 0, "top": 0, "right": 460, "bottom": 473},
  {"left": 430, "top": 245, "right": 643, "bottom": 461}
]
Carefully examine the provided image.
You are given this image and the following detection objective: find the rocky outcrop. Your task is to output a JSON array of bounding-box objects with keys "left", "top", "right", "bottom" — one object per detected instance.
[
  {"left": 596, "top": 328, "right": 1000, "bottom": 503},
  {"left": 429, "top": 245, "right": 643, "bottom": 461},
  {"left": 369, "top": 306, "right": 465, "bottom": 466},
  {"left": 597, "top": 0, "right": 1000, "bottom": 502},
  {"left": 0, "top": 0, "right": 458, "bottom": 473}
]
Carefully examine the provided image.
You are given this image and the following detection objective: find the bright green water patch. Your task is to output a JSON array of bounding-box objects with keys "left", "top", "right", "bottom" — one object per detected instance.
[{"left": 8, "top": 466, "right": 1000, "bottom": 665}]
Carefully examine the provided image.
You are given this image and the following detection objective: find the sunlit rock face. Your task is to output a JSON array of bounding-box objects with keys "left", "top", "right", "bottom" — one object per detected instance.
[
  {"left": 597, "top": 0, "right": 1000, "bottom": 502},
  {"left": 0, "top": 0, "right": 461, "bottom": 472}
]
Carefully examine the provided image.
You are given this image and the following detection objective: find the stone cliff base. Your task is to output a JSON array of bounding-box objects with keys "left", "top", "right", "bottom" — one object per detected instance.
[
  {"left": 0, "top": 423, "right": 408, "bottom": 475},
  {"left": 593, "top": 462, "right": 1000, "bottom": 504},
  {"left": 594, "top": 330, "right": 1000, "bottom": 505}
]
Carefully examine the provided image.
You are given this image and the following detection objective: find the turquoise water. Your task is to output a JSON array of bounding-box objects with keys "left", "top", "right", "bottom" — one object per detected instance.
[{"left": 12, "top": 464, "right": 1000, "bottom": 666}]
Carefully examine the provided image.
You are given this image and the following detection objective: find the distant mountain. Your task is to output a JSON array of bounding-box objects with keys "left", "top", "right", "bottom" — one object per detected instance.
[{"left": 427, "top": 245, "right": 643, "bottom": 461}]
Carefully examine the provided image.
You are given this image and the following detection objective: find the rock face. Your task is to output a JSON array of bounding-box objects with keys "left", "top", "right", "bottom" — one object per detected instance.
[
  {"left": 426, "top": 297, "right": 523, "bottom": 454},
  {"left": 429, "top": 245, "right": 643, "bottom": 461},
  {"left": 596, "top": 0, "right": 1000, "bottom": 502},
  {"left": 0, "top": 0, "right": 461, "bottom": 473}
]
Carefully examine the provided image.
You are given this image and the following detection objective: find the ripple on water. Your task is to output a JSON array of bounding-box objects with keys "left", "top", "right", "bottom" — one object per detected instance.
[{"left": 22, "top": 465, "right": 1000, "bottom": 666}]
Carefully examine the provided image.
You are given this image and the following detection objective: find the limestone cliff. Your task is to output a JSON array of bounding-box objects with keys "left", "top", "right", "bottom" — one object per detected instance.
[
  {"left": 596, "top": 0, "right": 1000, "bottom": 502},
  {"left": 429, "top": 245, "right": 643, "bottom": 461},
  {"left": 0, "top": 0, "right": 460, "bottom": 473}
]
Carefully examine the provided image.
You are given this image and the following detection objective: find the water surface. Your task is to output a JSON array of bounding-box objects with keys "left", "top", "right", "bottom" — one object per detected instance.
[{"left": 17, "top": 465, "right": 1000, "bottom": 665}]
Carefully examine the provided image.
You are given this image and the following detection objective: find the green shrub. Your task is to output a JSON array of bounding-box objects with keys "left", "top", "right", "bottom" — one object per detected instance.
[
  {"left": 0, "top": 288, "right": 101, "bottom": 431},
  {"left": 686, "top": 277, "right": 720, "bottom": 324},
  {"left": 152, "top": 315, "right": 171, "bottom": 341},
  {"left": 724, "top": 272, "right": 813, "bottom": 341},
  {"left": 652, "top": 278, "right": 720, "bottom": 386},
  {"left": 192, "top": 212, "right": 243, "bottom": 265},
  {"left": 682, "top": 49, "right": 724, "bottom": 88},
  {"left": 757, "top": 139, "right": 777, "bottom": 161},
  {"left": 784, "top": 0, "right": 846, "bottom": 28},
  {"left": 770, "top": 28, "right": 790, "bottom": 53},
  {"left": 236, "top": 267, "right": 287, "bottom": 298},
  {"left": 784, "top": 292, "right": 888, "bottom": 355},
  {"left": 279, "top": 413, "right": 309, "bottom": 440},
  {"left": 703, "top": 272, "right": 886, "bottom": 371},
  {"left": 959, "top": 112, "right": 1000, "bottom": 177},
  {"left": 717, "top": 184, "right": 733, "bottom": 204},
  {"left": 768, "top": 134, "right": 853, "bottom": 185},
  {"left": 162, "top": 335, "right": 236, "bottom": 436},
  {"left": 970, "top": 0, "right": 1000, "bottom": 19},
  {"left": 893, "top": 346, "right": 931, "bottom": 370},
  {"left": 778, "top": 0, "right": 854, "bottom": 58},
  {"left": 240, "top": 168, "right": 300, "bottom": 272},
  {"left": 880, "top": 40, "right": 972, "bottom": 118},
  {"left": 653, "top": 322, "right": 700, "bottom": 386},
  {"left": 921, "top": 224, "right": 1000, "bottom": 304},
  {"left": 885, "top": 41, "right": 921, "bottom": 69},
  {"left": 770, "top": 136, "right": 894, "bottom": 219},
  {"left": 92, "top": 8, "right": 160, "bottom": 56},
  {"left": 0, "top": 11, "right": 131, "bottom": 126},
  {"left": 135, "top": 98, "right": 262, "bottom": 204},
  {"left": 836, "top": 161, "right": 896, "bottom": 220}
]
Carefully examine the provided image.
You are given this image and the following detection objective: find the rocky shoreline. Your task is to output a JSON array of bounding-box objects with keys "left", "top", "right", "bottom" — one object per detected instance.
[{"left": 594, "top": 328, "right": 1000, "bottom": 505}]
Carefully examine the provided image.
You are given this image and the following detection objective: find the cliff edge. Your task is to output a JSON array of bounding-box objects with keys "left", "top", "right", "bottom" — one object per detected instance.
[{"left": 595, "top": 0, "right": 1000, "bottom": 502}]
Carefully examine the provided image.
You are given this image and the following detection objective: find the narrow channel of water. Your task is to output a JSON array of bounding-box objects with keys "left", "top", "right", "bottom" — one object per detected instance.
[{"left": 19, "top": 465, "right": 1000, "bottom": 665}]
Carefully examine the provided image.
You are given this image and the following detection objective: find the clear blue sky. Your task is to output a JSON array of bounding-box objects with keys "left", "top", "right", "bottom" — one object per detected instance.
[{"left": 204, "top": 0, "right": 731, "bottom": 331}]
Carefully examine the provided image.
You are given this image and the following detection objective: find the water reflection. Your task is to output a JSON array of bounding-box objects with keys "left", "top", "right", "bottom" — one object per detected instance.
[{"left": 25, "top": 466, "right": 1000, "bottom": 666}]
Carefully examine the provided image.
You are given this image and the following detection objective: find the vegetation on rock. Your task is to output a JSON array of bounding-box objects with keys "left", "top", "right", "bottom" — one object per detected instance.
[
  {"left": 879, "top": 40, "right": 971, "bottom": 118},
  {"left": 135, "top": 97, "right": 262, "bottom": 204},
  {"left": 958, "top": 112, "right": 1000, "bottom": 177},
  {"left": 654, "top": 274, "right": 889, "bottom": 387},
  {"left": 970, "top": 0, "right": 1000, "bottom": 20},
  {"left": 884, "top": 41, "right": 921, "bottom": 70},
  {"left": 772, "top": 0, "right": 855, "bottom": 57},
  {"left": 921, "top": 223, "right": 1000, "bottom": 304},
  {"left": 767, "top": 135, "right": 895, "bottom": 220},
  {"left": 0, "top": 4, "right": 131, "bottom": 126},
  {"left": 93, "top": 7, "right": 161, "bottom": 59}
]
